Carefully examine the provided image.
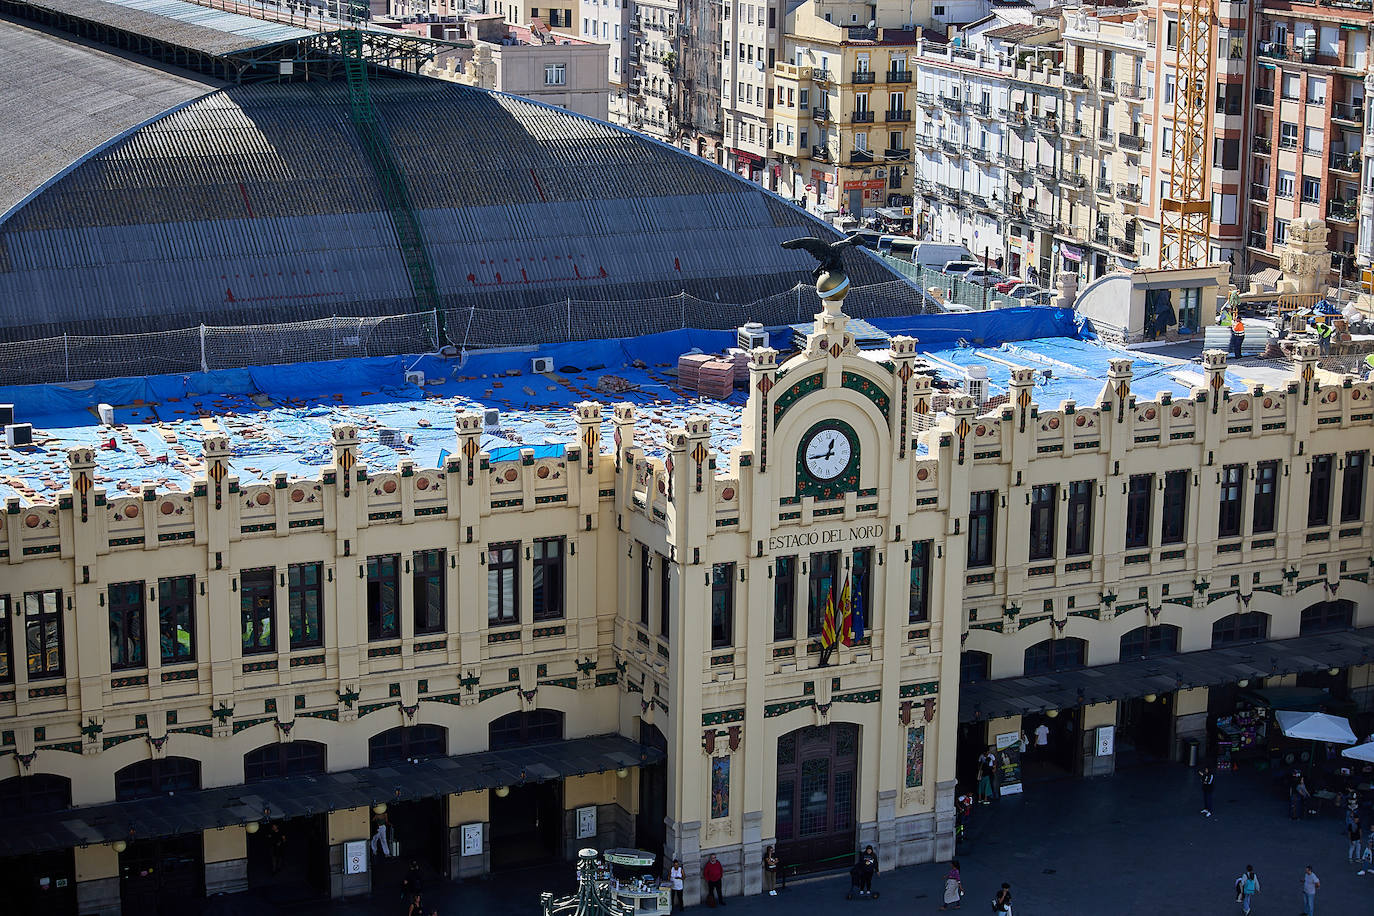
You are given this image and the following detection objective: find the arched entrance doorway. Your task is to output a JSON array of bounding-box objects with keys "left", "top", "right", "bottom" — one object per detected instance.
[
  {"left": 368, "top": 726, "right": 448, "bottom": 885},
  {"left": 0, "top": 774, "right": 76, "bottom": 915},
  {"left": 775, "top": 723, "right": 858, "bottom": 873},
  {"left": 243, "top": 741, "right": 330, "bottom": 898},
  {"left": 488, "top": 710, "right": 565, "bottom": 869},
  {"left": 115, "top": 758, "right": 203, "bottom": 915},
  {"left": 637, "top": 722, "right": 668, "bottom": 861}
]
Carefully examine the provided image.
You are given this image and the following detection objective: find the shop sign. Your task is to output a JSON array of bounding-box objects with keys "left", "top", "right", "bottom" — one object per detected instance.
[
  {"left": 843, "top": 179, "right": 886, "bottom": 191},
  {"left": 1062, "top": 245, "right": 1083, "bottom": 263},
  {"left": 767, "top": 523, "right": 885, "bottom": 553},
  {"left": 344, "top": 840, "right": 368, "bottom": 874},
  {"left": 461, "top": 823, "right": 483, "bottom": 856},
  {"left": 576, "top": 805, "right": 598, "bottom": 839},
  {"left": 811, "top": 168, "right": 826, "bottom": 181},
  {"left": 1095, "top": 725, "right": 1115, "bottom": 757}
]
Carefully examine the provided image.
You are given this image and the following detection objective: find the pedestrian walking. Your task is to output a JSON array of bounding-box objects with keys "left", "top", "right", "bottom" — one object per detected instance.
[
  {"left": 992, "top": 882, "right": 1012, "bottom": 915},
  {"left": 1349, "top": 815, "right": 1364, "bottom": 863},
  {"left": 1033, "top": 722, "right": 1049, "bottom": 757},
  {"left": 976, "top": 752, "right": 994, "bottom": 805},
  {"left": 1233, "top": 865, "right": 1259, "bottom": 915},
  {"left": 859, "top": 845, "right": 878, "bottom": 896},
  {"left": 702, "top": 853, "right": 725, "bottom": 907},
  {"left": 1300, "top": 865, "right": 1320, "bottom": 916},
  {"left": 939, "top": 860, "right": 963, "bottom": 910},
  {"left": 669, "top": 859, "right": 685, "bottom": 911},
  {"left": 406, "top": 892, "right": 425, "bottom": 916},
  {"left": 1199, "top": 764, "right": 1215, "bottom": 817},
  {"left": 267, "top": 822, "right": 287, "bottom": 874},
  {"left": 370, "top": 817, "right": 390, "bottom": 858},
  {"left": 763, "top": 845, "right": 779, "bottom": 896}
]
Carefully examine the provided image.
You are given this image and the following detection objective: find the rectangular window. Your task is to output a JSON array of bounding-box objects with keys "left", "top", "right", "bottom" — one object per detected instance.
[
  {"left": 639, "top": 544, "right": 651, "bottom": 627},
  {"left": 1066, "top": 480, "right": 1094, "bottom": 556},
  {"left": 158, "top": 575, "right": 194, "bottom": 664},
  {"left": 774, "top": 556, "right": 797, "bottom": 641},
  {"left": 108, "top": 581, "right": 145, "bottom": 670},
  {"left": 1253, "top": 460, "right": 1279, "bottom": 533},
  {"left": 1280, "top": 122, "right": 1298, "bottom": 149},
  {"left": 1309, "top": 453, "right": 1334, "bottom": 526},
  {"left": 367, "top": 555, "right": 400, "bottom": 641},
  {"left": 1301, "top": 176, "right": 1320, "bottom": 203},
  {"left": 1277, "top": 170, "right": 1295, "bottom": 199},
  {"left": 25, "top": 589, "right": 63, "bottom": 679},
  {"left": 852, "top": 547, "right": 872, "bottom": 633},
  {"left": 1178, "top": 288, "right": 1201, "bottom": 330},
  {"left": 488, "top": 543, "right": 520, "bottom": 625},
  {"left": 658, "top": 556, "right": 671, "bottom": 639},
  {"left": 288, "top": 562, "right": 323, "bottom": 649},
  {"left": 1028, "top": 484, "right": 1057, "bottom": 560},
  {"left": 1304, "top": 125, "right": 1324, "bottom": 154},
  {"left": 413, "top": 549, "right": 446, "bottom": 635},
  {"left": 807, "top": 551, "right": 839, "bottom": 636},
  {"left": 1342, "top": 451, "right": 1367, "bottom": 522},
  {"left": 909, "top": 541, "right": 931, "bottom": 623},
  {"left": 1161, "top": 470, "right": 1189, "bottom": 544},
  {"left": 532, "top": 537, "right": 565, "bottom": 621},
  {"left": 967, "top": 490, "right": 996, "bottom": 567},
  {"left": 0, "top": 594, "right": 11, "bottom": 683},
  {"left": 544, "top": 63, "right": 567, "bottom": 86},
  {"left": 1218, "top": 464, "right": 1245, "bottom": 538},
  {"left": 711, "top": 563, "right": 735, "bottom": 649},
  {"left": 240, "top": 569, "right": 275, "bottom": 655},
  {"left": 1125, "top": 474, "right": 1153, "bottom": 548}
]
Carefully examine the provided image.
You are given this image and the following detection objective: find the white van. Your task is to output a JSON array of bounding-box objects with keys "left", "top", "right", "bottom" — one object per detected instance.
[
  {"left": 911, "top": 242, "right": 974, "bottom": 269},
  {"left": 877, "top": 236, "right": 919, "bottom": 259}
]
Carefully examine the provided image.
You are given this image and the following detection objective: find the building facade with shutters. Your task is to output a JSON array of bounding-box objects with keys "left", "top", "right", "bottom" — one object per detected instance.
[{"left": 0, "top": 296, "right": 1372, "bottom": 915}]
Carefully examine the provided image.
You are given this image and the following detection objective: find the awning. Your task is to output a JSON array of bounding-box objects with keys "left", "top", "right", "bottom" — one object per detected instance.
[
  {"left": 1275, "top": 710, "right": 1357, "bottom": 744},
  {"left": 0, "top": 734, "right": 661, "bottom": 857},
  {"left": 1341, "top": 742, "right": 1374, "bottom": 763},
  {"left": 961, "top": 626, "right": 1374, "bottom": 723}
]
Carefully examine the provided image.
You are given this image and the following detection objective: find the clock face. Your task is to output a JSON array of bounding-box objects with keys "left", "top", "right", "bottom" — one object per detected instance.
[{"left": 803, "top": 427, "right": 853, "bottom": 480}]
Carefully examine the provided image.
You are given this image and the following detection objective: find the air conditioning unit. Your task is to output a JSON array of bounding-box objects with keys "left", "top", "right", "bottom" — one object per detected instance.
[
  {"left": 6, "top": 423, "right": 33, "bottom": 448},
  {"left": 531, "top": 357, "right": 555, "bottom": 374},
  {"left": 737, "top": 322, "right": 769, "bottom": 350},
  {"left": 875, "top": 167, "right": 887, "bottom": 178},
  {"left": 404, "top": 370, "right": 425, "bottom": 387},
  {"left": 964, "top": 365, "right": 988, "bottom": 405},
  {"left": 98, "top": 403, "right": 115, "bottom": 425},
  {"left": 484, "top": 408, "right": 501, "bottom": 431},
  {"left": 0, "top": 404, "right": 13, "bottom": 429}
]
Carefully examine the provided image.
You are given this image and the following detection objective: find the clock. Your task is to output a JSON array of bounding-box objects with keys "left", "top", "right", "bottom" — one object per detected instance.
[{"left": 803, "top": 426, "right": 853, "bottom": 480}]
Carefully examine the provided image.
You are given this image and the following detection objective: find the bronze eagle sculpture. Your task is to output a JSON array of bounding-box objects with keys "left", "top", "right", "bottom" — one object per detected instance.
[{"left": 780, "top": 235, "right": 860, "bottom": 282}]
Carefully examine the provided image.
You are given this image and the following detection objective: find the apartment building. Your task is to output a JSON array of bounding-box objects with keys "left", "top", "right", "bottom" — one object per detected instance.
[
  {"left": 772, "top": 1, "right": 920, "bottom": 218},
  {"left": 579, "top": 0, "right": 632, "bottom": 122},
  {"left": 628, "top": 0, "right": 678, "bottom": 138},
  {"left": 721, "top": 0, "right": 783, "bottom": 184},
  {"left": 1060, "top": 6, "right": 1152, "bottom": 281},
  {"left": 491, "top": 0, "right": 577, "bottom": 32},
  {"left": 1247, "top": 2, "right": 1371, "bottom": 282}
]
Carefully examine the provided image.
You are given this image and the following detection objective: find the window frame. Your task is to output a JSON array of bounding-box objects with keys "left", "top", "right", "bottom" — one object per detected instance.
[
  {"left": 0, "top": 594, "right": 12, "bottom": 684},
  {"left": 807, "top": 550, "right": 840, "bottom": 637},
  {"left": 488, "top": 542, "right": 521, "bottom": 626},
  {"left": 658, "top": 555, "right": 671, "bottom": 639},
  {"left": 1309, "top": 454, "right": 1334, "bottom": 526},
  {"left": 1125, "top": 473, "right": 1154, "bottom": 549},
  {"left": 1119, "top": 624, "right": 1180, "bottom": 661},
  {"left": 1341, "top": 450, "right": 1367, "bottom": 522},
  {"left": 909, "top": 540, "right": 931, "bottom": 623},
  {"left": 711, "top": 562, "right": 735, "bottom": 649},
  {"left": 107, "top": 580, "right": 146, "bottom": 671},
  {"left": 1160, "top": 469, "right": 1189, "bottom": 544},
  {"left": 639, "top": 544, "right": 651, "bottom": 628},
  {"left": 287, "top": 562, "right": 324, "bottom": 649},
  {"left": 412, "top": 548, "right": 446, "bottom": 635},
  {"left": 1211, "top": 611, "right": 1269, "bottom": 646},
  {"left": 773, "top": 555, "right": 797, "bottom": 641},
  {"left": 157, "top": 575, "right": 195, "bottom": 665},
  {"left": 532, "top": 537, "right": 565, "bottom": 622},
  {"left": 1253, "top": 460, "right": 1279, "bottom": 533},
  {"left": 366, "top": 554, "right": 401, "bottom": 642},
  {"left": 967, "top": 490, "right": 996, "bottom": 567},
  {"left": 1218, "top": 463, "right": 1245, "bottom": 538},
  {"left": 239, "top": 569, "right": 275, "bottom": 656},
  {"left": 1065, "top": 480, "right": 1094, "bottom": 556},
  {"left": 1028, "top": 483, "right": 1057, "bottom": 560}
]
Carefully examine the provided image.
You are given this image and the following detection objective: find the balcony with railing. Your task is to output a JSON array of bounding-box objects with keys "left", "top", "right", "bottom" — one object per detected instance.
[
  {"left": 1060, "top": 171, "right": 1088, "bottom": 189},
  {"left": 1062, "top": 119, "right": 1086, "bottom": 138},
  {"left": 971, "top": 102, "right": 993, "bottom": 119},
  {"left": 941, "top": 139, "right": 964, "bottom": 158},
  {"left": 852, "top": 70, "right": 876, "bottom": 84},
  {"left": 886, "top": 69, "right": 912, "bottom": 83},
  {"left": 917, "top": 91, "right": 937, "bottom": 107},
  {"left": 1098, "top": 76, "right": 1116, "bottom": 94},
  {"left": 813, "top": 107, "right": 832, "bottom": 122},
  {"left": 1063, "top": 72, "right": 1090, "bottom": 91},
  {"left": 1332, "top": 101, "right": 1364, "bottom": 124},
  {"left": 1093, "top": 228, "right": 1110, "bottom": 246},
  {"left": 1249, "top": 182, "right": 1269, "bottom": 201},
  {"left": 968, "top": 147, "right": 991, "bottom": 163},
  {"left": 813, "top": 69, "right": 833, "bottom": 84},
  {"left": 1008, "top": 109, "right": 1028, "bottom": 128},
  {"left": 1035, "top": 163, "right": 1057, "bottom": 182},
  {"left": 1117, "top": 182, "right": 1142, "bottom": 202},
  {"left": 1008, "top": 203, "right": 1025, "bottom": 221},
  {"left": 846, "top": 147, "right": 875, "bottom": 165},
  {"left": 1248, "top": 230, "right": 1269, "bottom": 249},
  {"left": 1119, "top": 132, "right": 1147, "bottom": 152},
  {"left": 851, "top": 110, "right": 875, "bottom": 123},
  {"left": 1030, "top": 113, "right": 1058, "bottom": 132},
  {"left": 1113, "top": 237, "right": 1137, "bottom": 255},
  {"left": 885, "top": 109, "right": 912, "bottom": 123},
  {"left": 1254, "top": 87, "right": 1274, "bottom": 107},
  {"left": 940, "top": 95, "right": 964, "bottom": 113},
  {"left": 1118, "top": 83, "right": 1145, "bottom": 100},
  {"left": 1328, "top": 198, "right": 1359, "bottom": 222},
  {"left": 884, "top": 147, "right": 912, "bottom": 161},
  {"left": 914, "top": 133, "right": 936, "bottom": 149},
  {"left": 1253, "top": 136, "right": 1272, "bottom": 154},
  {"left": 811, "top": 146, "right": 832, "bottom": 162},
  {"left": 1030, "top": 210, "right": 1055, "bottom": 230},
  {"left": 1331, "top": 150, "right": 1361, "bottom": 172},
  {"left": 1096, "top": 178, "right": 1113, "bottom": 196},
  {"left": 1098, "top": 127, "right": 1114, "bottom": 145},
  {"left": 967, "top": 194, "right": 989, "bottom": 210}
]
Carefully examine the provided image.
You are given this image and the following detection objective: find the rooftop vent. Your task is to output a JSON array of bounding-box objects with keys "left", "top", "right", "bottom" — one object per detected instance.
[
  {"left": 965, "top": 365, "right": 988, "bottom": 405},
  {"left": 737, "top": 322, "right": 768, "bottom": 351}
]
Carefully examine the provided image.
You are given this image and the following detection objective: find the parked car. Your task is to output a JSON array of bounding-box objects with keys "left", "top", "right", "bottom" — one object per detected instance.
[
  {"left": 908, "top": 242, "right": 973, "bottom": 268},
  {"left": 847, "top": 229, "right": 883, "bottom": 250},
  {"left": 941, "top": 260, "right": 981, "bottom": 275},
  {"left": 1002, "top": 283, "right": 1043, "bottom": 299},
  {"left": 1028, "top": 290, "right": 1057, "bottom": 305},
  {"left": 964, "top": 268, "right": 1004, "bottom": 285},
  {"left": 995, "top": 277, "right": 1029, "bottom": 293}
]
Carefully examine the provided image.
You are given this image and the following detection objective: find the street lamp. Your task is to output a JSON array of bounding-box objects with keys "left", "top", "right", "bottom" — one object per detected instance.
[{"left": 541, "top": 849, "right": 635, "bottom": 916}]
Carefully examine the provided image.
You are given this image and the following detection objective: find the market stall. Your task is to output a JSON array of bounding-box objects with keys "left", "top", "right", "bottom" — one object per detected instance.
[{"left": 600, "top": 849, "right": 671, "bottom": 916}]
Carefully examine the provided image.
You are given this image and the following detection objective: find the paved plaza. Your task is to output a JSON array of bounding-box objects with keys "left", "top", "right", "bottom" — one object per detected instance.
[{"left": 203, "top": 763, "right": 1371, "bottom": 916}]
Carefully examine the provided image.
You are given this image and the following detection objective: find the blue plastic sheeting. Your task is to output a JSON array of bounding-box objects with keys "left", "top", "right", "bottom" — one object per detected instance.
[{"left": 0, "top": 315, "right": 1103, "bottom": 505}]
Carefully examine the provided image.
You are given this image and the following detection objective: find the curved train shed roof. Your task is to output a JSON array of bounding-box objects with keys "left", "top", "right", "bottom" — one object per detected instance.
[{"left": 0, "top": 47, "right": 915, "bottom": 345}]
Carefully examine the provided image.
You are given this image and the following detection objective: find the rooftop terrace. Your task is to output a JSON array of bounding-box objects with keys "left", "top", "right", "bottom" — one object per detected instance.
[{"left": 0, "top": 309, "right": 1288, "bottom": 506}]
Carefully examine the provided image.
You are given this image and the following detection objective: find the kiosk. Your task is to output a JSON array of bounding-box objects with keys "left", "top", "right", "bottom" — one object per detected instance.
[{"left": 601, "top": 849, "right": 670, "bottom": 916}]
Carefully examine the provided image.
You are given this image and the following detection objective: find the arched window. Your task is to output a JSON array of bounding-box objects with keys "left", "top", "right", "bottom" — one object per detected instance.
[
  {"left": 0, "top": 773, "right": 71, "bottom": 815},
  {"left": 1211, "top": 612, "right": 1270, "bottom": 647},
  {"left": 243, "top": 741, "right": 327, "bottom": 783},
  {"left": 115, "top": 757, "right": 201, "bottom": 801},
  {"left": 1024, "top": 637, "right": 1086, "bottom": 676},
  {"left": 1119, "top": 625, "right": 1181, "bottom": 661},
  {"left": 960, "top": 651, "right": 991, "bottom": 684},
  {"left": 368, "top": 725, "right": 446, "bottom": 767},
  {"left": 1300, "top": 600, "right": 1354, "bottom": 635},
  {"left": 489, "top": 709, "right": 565, "bottom": 751}
]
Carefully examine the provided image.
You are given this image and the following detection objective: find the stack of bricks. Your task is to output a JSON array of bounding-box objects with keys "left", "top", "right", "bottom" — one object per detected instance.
[
  {"left": 696, "top": 360, "right": 735, "bottom": 399},
  {"left": 677, "top": 354, "right": 713, "bottom": 390}
]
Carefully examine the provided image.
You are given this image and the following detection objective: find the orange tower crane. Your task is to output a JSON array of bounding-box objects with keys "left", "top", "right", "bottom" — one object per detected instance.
[{"left": 1160, "top": 0, "right": 1215, "bottom": 268}]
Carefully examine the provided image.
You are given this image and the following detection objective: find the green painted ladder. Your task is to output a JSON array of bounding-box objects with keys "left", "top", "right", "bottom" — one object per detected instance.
[{"left": 340, "top": 25, "right": 444, "bottom": 330}]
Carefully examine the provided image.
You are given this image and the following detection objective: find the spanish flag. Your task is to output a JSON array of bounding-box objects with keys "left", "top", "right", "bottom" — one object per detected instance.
[
  {"left": 839, "top": 574, "right": 854, "bottom": 647},
  {"left": 820, "top": 585, "right": 838, "bottom": 649}
]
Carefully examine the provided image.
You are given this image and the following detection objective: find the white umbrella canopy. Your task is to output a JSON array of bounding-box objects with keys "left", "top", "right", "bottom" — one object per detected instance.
[
  {"left": 1341, "top": 742, "right": 1374, "bottom": 763},
  {"left": 1275, "top": 710, "right": 1358, "bottom": 745}
]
